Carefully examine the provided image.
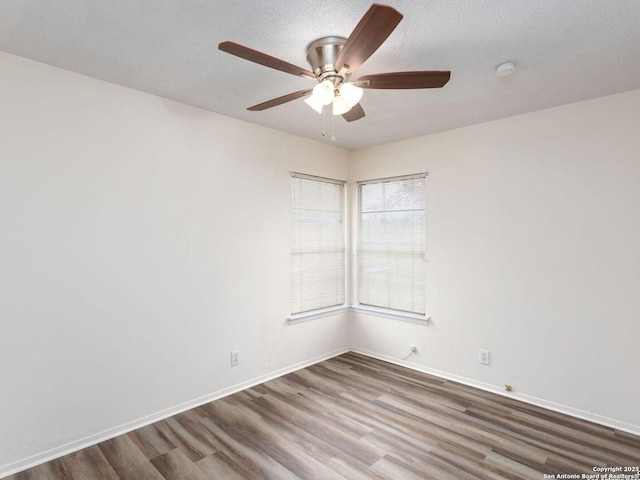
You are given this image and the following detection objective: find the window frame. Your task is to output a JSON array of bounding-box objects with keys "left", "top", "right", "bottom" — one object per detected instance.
[
  {"left": 288, "top": 172, "right": 348, "bottom": 323},
  {"left": 354, "top": 172, "right": 429, "bottom": 324}
]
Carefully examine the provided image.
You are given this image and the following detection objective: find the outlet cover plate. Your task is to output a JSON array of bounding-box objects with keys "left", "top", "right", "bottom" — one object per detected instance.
[
  {"left": 231, "top": 350, "right": 240, "bottom": 366},
  {"left": 479, "top": 350, "right": 490, "bottom": 365}
]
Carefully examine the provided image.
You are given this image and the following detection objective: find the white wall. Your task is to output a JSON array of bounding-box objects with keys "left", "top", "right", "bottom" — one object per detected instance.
[
  {"left": 0, "top": 52, "right": 350, "bottom": 475},
  {"left": 2, "top": 48, "right": 638, "bottom": 476},
  {"left": 349, "top": 89, "right": 640, "bottom": 433}
]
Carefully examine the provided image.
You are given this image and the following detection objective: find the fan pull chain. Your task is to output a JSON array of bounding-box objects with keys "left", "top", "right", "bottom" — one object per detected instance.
[
  {"left": 321, "top": 105, "right": 328, "bottom": 137},
  {"left": 329, "top": 110, "right": 336, "bottom": 143},
  {"left": 321, "top": 105, "right": 336, "bottom": 142}
]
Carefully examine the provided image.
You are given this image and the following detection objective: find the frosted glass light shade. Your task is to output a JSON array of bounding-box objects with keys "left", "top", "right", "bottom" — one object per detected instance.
[
  {"left": 312, "top": 80, "right": 335, "bottom": 105},
  {"left": 339, "top": 82, "right": 364, "bottom": 107},
  {"left": 332, "top": 94, "right": 351, "bottom": 115},
  {"left": 304, "top": 95, "right": 324, "bottom": 113},
  {"left": 304, "top": 79, "right": 335, "bottom": 114}
]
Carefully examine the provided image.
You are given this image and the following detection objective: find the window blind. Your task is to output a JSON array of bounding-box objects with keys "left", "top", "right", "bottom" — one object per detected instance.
[
  {"left": 291, "top": 173, "right": 346, "bottom": 315},
  {"left": 358, "top": 174, "right": 426, "bottom": 314}
]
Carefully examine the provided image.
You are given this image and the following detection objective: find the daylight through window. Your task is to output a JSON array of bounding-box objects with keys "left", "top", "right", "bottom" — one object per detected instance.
[{"left": 357, "top": 174, "right": 426, "bottom": 315}]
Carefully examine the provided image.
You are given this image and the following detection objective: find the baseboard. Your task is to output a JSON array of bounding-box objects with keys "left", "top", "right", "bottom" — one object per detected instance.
[
  {"left": 351, "top": 347, "right": 640, "bottom": 437},
  {"left": 0, "top": 347, "right": 349, "bottom": 479},
  {"left": 4, "top": 345, "right": 637, "bottom": 478}
]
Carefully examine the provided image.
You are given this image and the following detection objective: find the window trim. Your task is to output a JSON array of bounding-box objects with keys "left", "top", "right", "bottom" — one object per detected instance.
[
  {"left": 290, "top": 171, "right": 347, "bottom": 186},
  {"left": 350, "top": 304, "right": 429, "bottom": 325},
  {"left": 355, "top": 172, "right": 428, "bottom": 186},
  {"left": 287, "top": 305, "right": 350, "bottom": 324},
  {"left": 288, "top": 305, "right": 429, "bottom": 325}
]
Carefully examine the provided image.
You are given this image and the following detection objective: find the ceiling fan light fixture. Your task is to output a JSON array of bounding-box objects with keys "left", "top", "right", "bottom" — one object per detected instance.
[
  {"left": 332, "top": 94, "right": 351, "bottom": 116},
  {"left": 339, "top": 82, "right": 363, "bottom": 107},
  {"left": 311, "top": 79, "right": 335, "bottom": 105}
]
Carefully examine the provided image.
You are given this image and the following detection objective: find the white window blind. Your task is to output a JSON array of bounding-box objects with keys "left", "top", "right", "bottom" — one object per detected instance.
[
  {"left": 291, "top": 173, "right": 346, "bottom": 315},
  {"left": 358, "top": 174, "right": 426, "bottom": 315}
]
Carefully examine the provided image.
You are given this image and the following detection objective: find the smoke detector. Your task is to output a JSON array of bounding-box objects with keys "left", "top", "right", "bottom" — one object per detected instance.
[{"left": 496, "top": 62, "right": 516, "bottom": 77}]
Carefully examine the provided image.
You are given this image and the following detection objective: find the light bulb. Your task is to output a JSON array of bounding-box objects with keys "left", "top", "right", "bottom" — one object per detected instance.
[
  {"left": 339, "top": 82, "right": 363, "bottom": 107},
  {"left": 332, "top": 94, "right": 351, "bottom": 115}
]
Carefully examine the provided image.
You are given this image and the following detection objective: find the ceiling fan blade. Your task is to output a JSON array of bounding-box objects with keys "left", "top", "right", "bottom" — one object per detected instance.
[
  {"left": 358, "top": 71, "right": 451, "bottom": 89},
  {"left": 247, "top": 88, "right": 313, "bottom": 111},
  {"left": 219, "top": 41, "right": 315, "bottom": 80},
  {"left": 342, "top": 103, "right": 365, "bottom": 122},
  {"left": 335, "top": 4, "right": 403, "bottom": 72}
]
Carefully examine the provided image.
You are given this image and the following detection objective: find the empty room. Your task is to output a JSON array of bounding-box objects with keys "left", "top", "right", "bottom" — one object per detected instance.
[{"left": 1, "top": 1, "right": 639, "bottom": 479}]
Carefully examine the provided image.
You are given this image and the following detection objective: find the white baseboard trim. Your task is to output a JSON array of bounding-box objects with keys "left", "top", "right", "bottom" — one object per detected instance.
[
  {"left": 3, "top": 345, "right": 638, "bottom": 478},
  {"left": 0, "top": 347, "right": 349, "bottom": 479},
  {"left": 351, "top": 347, "right": 640, "bottom": 437}
]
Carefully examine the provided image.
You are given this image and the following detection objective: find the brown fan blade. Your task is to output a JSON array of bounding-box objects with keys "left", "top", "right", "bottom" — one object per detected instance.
[
  {"left": 358, "top": 71, "right": 451, "bottom": 89},
  {"left": 219, "top": 41, "right": 315, "bottom": 80},
  {"left": 342, "top": 103, "right": 365, "bottom": 122},
  {"left": 335, "top": 4, "right": 403, "bottom": 72},
  {"left": 247, "top": 88, "right": 313, "bottom": 111}
]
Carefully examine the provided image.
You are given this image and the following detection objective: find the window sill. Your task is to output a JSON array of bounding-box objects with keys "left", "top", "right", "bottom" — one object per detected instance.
[
  {"left": 288, "top": 304, "right": 429, "bottom": 325},
  {"left": 350, "top": 305, "right": 430, "bottom": 325},
  {"left": 287, "top": 305, "right": 350, "bottom": 324}
]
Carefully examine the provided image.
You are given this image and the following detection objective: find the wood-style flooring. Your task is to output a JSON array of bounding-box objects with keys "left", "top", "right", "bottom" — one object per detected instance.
[{"left": 7, "top": 352, "right": 640, "bottom": 479}]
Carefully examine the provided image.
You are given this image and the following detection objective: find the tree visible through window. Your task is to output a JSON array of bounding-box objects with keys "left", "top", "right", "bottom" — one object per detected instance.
[{"left": 358, "top": 174, "right": 426, "bottom": 314}]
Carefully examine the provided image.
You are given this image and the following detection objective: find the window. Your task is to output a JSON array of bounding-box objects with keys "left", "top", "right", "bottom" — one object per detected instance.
[
  {"left": 290, "top": 173, "right": 346, "bottom": 316},
  {"left": 357, "top": 174, "right": 426, "bottom": 315}
]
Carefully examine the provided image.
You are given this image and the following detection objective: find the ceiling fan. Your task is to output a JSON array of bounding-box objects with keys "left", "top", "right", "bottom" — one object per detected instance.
[{"left": 218, "top": 3, "right": 450, "bottom": 122}]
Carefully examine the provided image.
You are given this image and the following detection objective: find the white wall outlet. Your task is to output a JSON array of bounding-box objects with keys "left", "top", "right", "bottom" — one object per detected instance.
[
  {"left": 479, "top": 349, "right": 490, "bottom": 365},
  {"left": 231, "top": 350, "right": 240, "bottom": 366}
]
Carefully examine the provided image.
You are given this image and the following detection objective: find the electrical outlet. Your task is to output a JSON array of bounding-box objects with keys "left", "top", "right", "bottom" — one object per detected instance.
[
  {"left": 479, "top": 350, "right": 490, "bottom": 365},
  {"left": 231, "top": 350, "right": 240, "bottom": 366}
]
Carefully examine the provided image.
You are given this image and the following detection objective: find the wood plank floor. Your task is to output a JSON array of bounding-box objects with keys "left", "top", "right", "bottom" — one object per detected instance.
[{"left": 7, "top": 353, "right": 640, "bottom": 479}]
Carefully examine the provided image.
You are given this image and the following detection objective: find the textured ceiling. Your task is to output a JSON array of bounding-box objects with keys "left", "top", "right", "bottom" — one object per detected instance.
[{"left": 1, "top": 0, "right": 639, "bottom": 150}]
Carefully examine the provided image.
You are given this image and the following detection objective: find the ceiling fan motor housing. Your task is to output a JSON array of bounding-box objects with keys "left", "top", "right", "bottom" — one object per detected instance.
[{"left": 306, "top": 36, "right": 346, "bottom": 77}]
